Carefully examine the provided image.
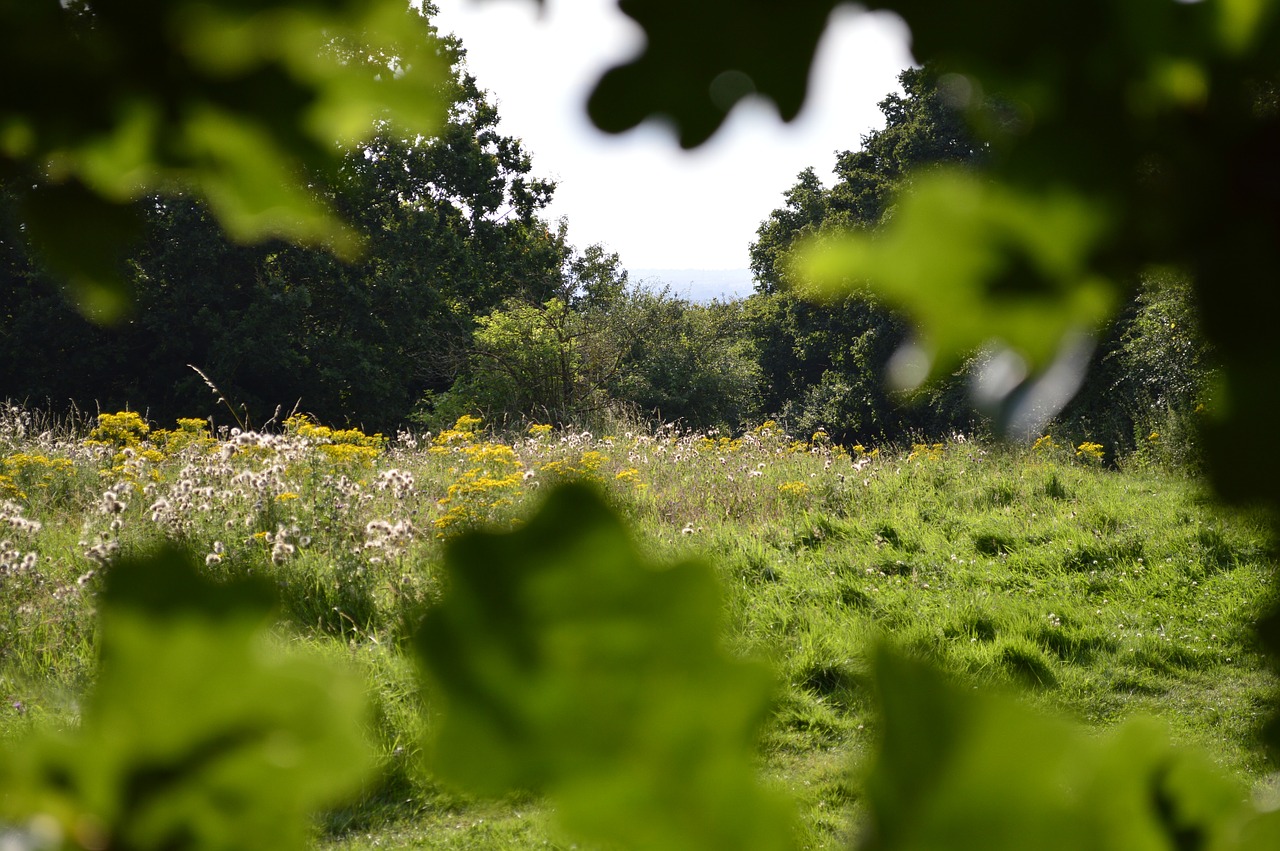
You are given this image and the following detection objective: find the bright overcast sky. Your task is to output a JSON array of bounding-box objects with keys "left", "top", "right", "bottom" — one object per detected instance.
[{"left": 432, "top": 0, "right": 915, "bottom": 272}]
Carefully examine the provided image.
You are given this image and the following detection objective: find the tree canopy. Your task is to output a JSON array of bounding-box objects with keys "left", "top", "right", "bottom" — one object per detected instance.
[
  {"left": 1, "top": 11, "right": 575, "bottom": 430},
  {"left": 613, "top": 0, "right": 1280, "bottom": 510}
]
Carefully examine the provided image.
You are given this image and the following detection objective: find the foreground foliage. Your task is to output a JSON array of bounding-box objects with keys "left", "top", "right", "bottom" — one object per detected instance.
[
  {"left": 1, "top": 407, "right": 1274, "bottom": 848},
  {"left": 8, "top": 1, "right": 1280, "bottom": 849}
]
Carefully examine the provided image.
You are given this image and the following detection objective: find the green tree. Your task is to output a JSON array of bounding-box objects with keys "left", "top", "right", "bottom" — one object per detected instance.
[
  {"left": 1057, "top": 270, "right": 1214, "bottom": 466},
  {"left": 436, "top": 279, "right": 763, "bottom": 432},
  {"left": 746, "top": 68, "right": 982, "bottom": 444},
  {"left": 438, "top": 297, "right": 583, "bottom": 426},
  {"left": 1, "top": 30, "right": 569, "bottom": 431},
  {"left": 750, "top": 67, "right": 984, "bottom": 295},
  {"left": 605, "top": 292, "right": 763, "bottom": 430}
]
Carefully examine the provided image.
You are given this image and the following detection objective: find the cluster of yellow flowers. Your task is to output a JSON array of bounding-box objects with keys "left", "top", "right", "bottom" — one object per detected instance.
[
  {"left": 434, "top": 469, "right": 525, "bottom": 534},
  {"left": 614, "top": 467, "right": 643, "bottom": 485},
  {"left": 907, "top": 443, "right": 945, "bottom": 462},
  {"left": 82, "top": 413, "right": 173, "bottom": 483},
  {"left": 538, "top": 450, "right": 608, "bottom": 485},
  {"left": 0, "top": 453, "right": 75, "bottom": 502},
  {"left": 1032, "top": 435, "right": 1058, "bottom": 452},
  {"left": 432, "top": 417, "right": 527, "bottom": 535},
  {"left": 696, "top": 435, "right": 743, "bottom": 452},
  {"left": 84, "top": 411, "right": 151, "bottom": 448},
  {"left": 284, "top": 414, "right": 385, "bottom": 468},
  {"left": 778, "top": 480, "right": 809, "bottom": 498},
  {"left": 1076, "top": 442, "right": 1106, "bottom": 463}
]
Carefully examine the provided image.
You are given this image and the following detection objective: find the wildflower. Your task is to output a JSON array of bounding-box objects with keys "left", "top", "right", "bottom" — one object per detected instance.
[
  {"left": 100, "top": 490, "right": 127, "bottom": 514},
  {"left": 1076, "top": 441, "right": 1105, "bottom": 463},
  {"left": 83, "top": 531, "right": 120, "bottom": 566},
  {"left": 84, "top": 411, "right": 150, "bottom": 449},
  {"left": 1, "top": 501, "right": 41, "bottom": 534}
]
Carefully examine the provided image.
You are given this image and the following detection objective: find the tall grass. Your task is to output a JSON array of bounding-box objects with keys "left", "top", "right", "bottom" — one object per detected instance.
[{"left": 0, "top": 405, "right": 1273, "bottom": 848}]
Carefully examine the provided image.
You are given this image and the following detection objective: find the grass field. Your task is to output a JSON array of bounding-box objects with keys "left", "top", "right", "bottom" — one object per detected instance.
[{"left": 1, "top": 406, "right": 1275, "bottom": 849}]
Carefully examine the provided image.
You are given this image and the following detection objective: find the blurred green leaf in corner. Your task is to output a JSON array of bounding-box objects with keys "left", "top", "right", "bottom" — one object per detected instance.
[
  {"left": 862, "top": 645, "right": 1280, "bottom": 851},
  {"left": 799, "top": 170, "right": 1117, "bottom": 381},
  {"left": 0, "top": 0, "right": 452, "bottom": 323},
  {"left": 0, "top": 546, "right": 374, "bottom": 851},
  {"left": 414, "top": 483, "right": 795, "bottom": 851}
]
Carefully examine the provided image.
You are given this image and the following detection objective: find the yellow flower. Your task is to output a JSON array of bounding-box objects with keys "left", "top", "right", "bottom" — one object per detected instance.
[
  {"left": 1076, "top": 441, "right": 1105, "bottom": 463},
  {"left": 286, "top": 414, "right": 385, "bottom": 450},
  {"left": 85, "top": 411, "right": 150, "bottom": 448},
  {"left": 908, "top": 443, "right": 943, "bottom": 462},
  {"left": 460, "top": 443, "right": 521, "bottom": 467},
  {"left": 578, "top": 450, "right": 607, "bottom": 471},
  {"left": 318, "top": 443, "right": 380, "bottom": 466},
  {"left": 0, "top": 473, "right": 25, "bottom": 501}
]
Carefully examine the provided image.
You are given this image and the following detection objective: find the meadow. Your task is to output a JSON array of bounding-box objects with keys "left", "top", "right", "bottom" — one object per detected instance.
[{"left": 1, "top": 404, "right": 1275, "bottom": 849}]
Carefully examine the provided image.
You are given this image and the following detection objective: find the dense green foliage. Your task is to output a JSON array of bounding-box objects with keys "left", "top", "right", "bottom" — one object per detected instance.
[
  {"left": 0, "top": 0, "right": 454, "bottom": 320},
  {"left": 432, "top": 284, "right": 762, "bottom": 432},
  {"left": 6, "top": 0, "right": 1280, "bottom": 849},
  {"left": 0, "top": 51, "right": 571, "bottom": 432},
  {"left": 741, "top": 68, "right": 981, "bottom": 445},
  {"left": 742, "top": 68, "right": 1215, "bottom": 453},
  {"left": 2, "top": 63, "right": 1212, "bottom": 457}
]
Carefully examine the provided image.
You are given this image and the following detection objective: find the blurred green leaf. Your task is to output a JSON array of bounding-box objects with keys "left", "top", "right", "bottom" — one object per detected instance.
[
  {"left": 19, "top": 181, "right": 141, "bottom": 323},
  {"left": 1238, "top": 810, "right": 1280, "bottom": 850},
  {"left": 862, "top": 646, "right": 1259, "bottom": 851},
  {"left": 415, "top": 483, "right": 794, "bottom": 851},
  {"left": 588, "top": 0, "right": 841, "bottom": 148},
  {"left": 0, "top": 0, "right": 451, "bottom": 319},
  {"left": 799, "top": 170, "right": 1117, "bottom": 378},
  {"left": 0, "top": 545, "right": 373, "bottom": 851}
]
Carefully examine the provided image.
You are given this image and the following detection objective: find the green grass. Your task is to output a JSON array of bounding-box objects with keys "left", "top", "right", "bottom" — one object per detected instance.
[{"left": 1, "top": 408, "right": 1275, "bottom": 849}]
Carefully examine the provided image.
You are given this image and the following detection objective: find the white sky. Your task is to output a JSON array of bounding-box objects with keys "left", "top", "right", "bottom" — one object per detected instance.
[{"left": 432, "top": 0, "right": 915, "bottom": 272}]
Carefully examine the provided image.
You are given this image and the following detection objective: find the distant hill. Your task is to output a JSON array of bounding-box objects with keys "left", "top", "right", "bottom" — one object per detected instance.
[{"left": 628, "top": 268, "right": 754, "bottom": 303}]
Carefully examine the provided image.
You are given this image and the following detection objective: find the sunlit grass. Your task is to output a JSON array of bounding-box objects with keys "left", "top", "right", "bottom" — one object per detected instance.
[{"left": 0, "top": 404, "right": 1273, "bottom": 849}]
